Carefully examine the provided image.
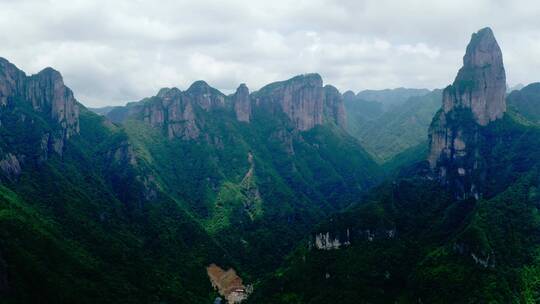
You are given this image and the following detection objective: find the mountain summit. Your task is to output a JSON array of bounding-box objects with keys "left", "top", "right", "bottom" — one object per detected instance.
[
  {"left": 443, "top": 27, "right": 506, "bottom": 126},
  {"left": 427, "top": 27, "right": 507, "bottom": 199}
]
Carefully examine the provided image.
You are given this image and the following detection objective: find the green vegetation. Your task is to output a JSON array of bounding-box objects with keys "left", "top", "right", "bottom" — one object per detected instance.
[
  {"left": 249, "top": 111, "right": 540, "bottom": 303},
  {"left": 345, "top": 90, "right": 441, "bottom": 162}
]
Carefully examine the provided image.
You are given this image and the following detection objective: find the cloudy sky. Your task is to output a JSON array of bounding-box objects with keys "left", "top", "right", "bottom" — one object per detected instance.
[{"left": 1, "top": 0, "right": 539, "bottom": 107}]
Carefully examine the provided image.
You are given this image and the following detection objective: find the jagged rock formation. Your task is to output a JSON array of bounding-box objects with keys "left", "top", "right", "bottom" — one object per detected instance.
[
  {"left": 141, "top": 87, "right": 200, "bottom": 140},
  {"left": 253, "top": 73, "right": 345, "bottom": 130},
  {"left": 323, "top": 85, "right": 346, "bottom": 126},
  {"left": 109, "top": 73, "right": 346, "bottom": 140},
  {"left": 253, "top": 74, "right": 324, "bottom": 131},
  {"left": 427, "top": 27, "right": 506, "bottom": 199},
  {"left": 0, "top": 58, "right": 80, "bottom": 177},
  {"left": 441, "top": 27, "right": 506, "bottom": 126},
  {"left": 233, "top": 83, "right": 251, "bottom": 122},
  {"left": 0, "top": 58, "right": 80, "bottom": 138}
]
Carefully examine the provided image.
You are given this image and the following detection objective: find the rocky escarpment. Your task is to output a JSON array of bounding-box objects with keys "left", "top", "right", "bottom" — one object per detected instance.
[
  {"left": 233, "top": 83, "right": 251, "bottom": 122},
  {"left": 0, "top": 58, "right": 80, "bottom": 138},
  {"left": 323, "top": 85, "right": 346, "bottom": 126},
  {"left": 427, "top": 27, "right": 506, "bottom": 199},
  {"left": 110, "top": 74, "right": 347, "bottom": 141},
  {"left": 136, "top": 81, "right": 227, "bottom": 140},
  {"left": 312, "top": 227, "right": 396, "bottom": 250},
  {"left": 0, "top": 58, "right": 80, "bottom": 178},
  {"left": 253, "top": 74, "right": 346, "bottom": 130}
]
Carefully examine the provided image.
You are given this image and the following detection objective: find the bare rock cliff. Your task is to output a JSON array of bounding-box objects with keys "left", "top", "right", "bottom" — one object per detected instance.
[{"left": 427, "top": 27, "right": 506, "bottom": 199}]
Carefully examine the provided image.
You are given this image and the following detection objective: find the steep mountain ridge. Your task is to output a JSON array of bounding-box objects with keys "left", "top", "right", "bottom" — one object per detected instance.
[
  {"left": 428, "top": 27, "right": 507, "bottom": 199},
  {"left": 103, "top": 72, "right": 380, "bottom": 279},
  {"left": 0, "top": 58, "right": 381, "bottom": 303}
]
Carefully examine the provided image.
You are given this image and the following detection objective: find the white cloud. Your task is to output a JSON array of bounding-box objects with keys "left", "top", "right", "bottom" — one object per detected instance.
[{"left": 0, "top": 0, "right": 538, "bottom": 106}]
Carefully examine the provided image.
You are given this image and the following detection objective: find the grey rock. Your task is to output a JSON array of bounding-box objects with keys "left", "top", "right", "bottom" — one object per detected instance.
[
  {"left": 254, "top": 73, "right": 345, "bottom": 130},
  {"left": 25, "top": 67, "right": 80, "bottom": 138},
  {"left": 441, "top": 27, "right": 506, "bottom": 126},
  {"left": 427, "top": 27, "right": 506, "bottom": 199},
  {"left": 233, "top": 83, "right": 251, "bottom": 122},
  {"left": 0, "top": 153, "right": 21, "bottom": 178},
  {"left": 0, "top": 57, "right": 80, "bottom": 158},
  {"left": 323, "top": 85, "right": 346, "bottom": 127}
]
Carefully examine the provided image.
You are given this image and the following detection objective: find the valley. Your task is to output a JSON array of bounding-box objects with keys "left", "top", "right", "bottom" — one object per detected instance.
[{"left": 0, "top": 13, "right": 539, "bottom": 304}]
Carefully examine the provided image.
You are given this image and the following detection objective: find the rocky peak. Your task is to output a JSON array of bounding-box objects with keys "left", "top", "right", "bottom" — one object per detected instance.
[
  {"left": 427, "top": 27, "right": 506, "bottom": 199},
  {"left": 342, "top": 90, "right": 356, "bottom": 103},
  {"left": 0, "top": 58, "right": 79, "bottom": 138},
  {"left": 156, "top": 87, "right": 171, "bottom": 98},
  {"left": 323, "top": 85, "right": 346, "bottom": 127},
  {"left": 185, "top": 80, "right": 225, "bottom": 111},
  {"left": 254, "top": 73, "right": 325, "bottom": 131},
  {"left": 442, "top": 27, "right": 506, "bottom": 126},
  {"left": 0, "top": 58, "right": 25, "bottom": 106},
  {"left": 26, "top": 67, "right": 80, "bottom": 138},
  {"left": 233, "top": 83, "right": 251, "bottom": 122}
]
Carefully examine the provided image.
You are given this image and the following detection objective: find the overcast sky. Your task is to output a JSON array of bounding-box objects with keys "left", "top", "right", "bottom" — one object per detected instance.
[{"left": 1, "top": 0, "right": 539, "bottom": 107}]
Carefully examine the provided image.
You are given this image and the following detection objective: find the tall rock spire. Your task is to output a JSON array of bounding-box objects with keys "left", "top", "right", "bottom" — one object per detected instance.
[
  {"left": 233, "top": 83, "right": 251, "bottom": 122},
  {"left": 427, "top": 27, "right": 506, "bottom": 199},
  {"left": 442, "top": 27, "right": 506, "bottom": 126}
]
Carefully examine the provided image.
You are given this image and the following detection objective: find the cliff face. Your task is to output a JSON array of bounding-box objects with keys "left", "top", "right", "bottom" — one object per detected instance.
[
  {"left": 0, "top": 58, "right": 80, "bottom": 178},
  {"left": 441, "top": 27, "right": 506, "bottom": 126},
  {"left": 117, "top": 73, "right": 346, "bottom": 141},
  {"left": 254, "top": 73, "right": 324, "bottom": 131},
  {"left": 0, "top": 58, "right": 80, "bottom": 139},
  {"left": 139, "top": 81, "right": 227, "bottom": 140},
  {"left": 323, "top": 85, "right": 346, "bottom": 127},
  {"left": 253, "top": 73, "right": 345, "bottom": 130},
  {"left": 427, "top": 28, "right": 507, "bottom": 199},
  {"left": 233, "top": 83, "right": 251, "bottom": 122}
]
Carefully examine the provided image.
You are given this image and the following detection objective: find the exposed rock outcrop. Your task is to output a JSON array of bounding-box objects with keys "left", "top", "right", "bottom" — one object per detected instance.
[
  {"left": 441, "top": 27, "right": 506, "bottom": 126},
  {"left": 314, "top": 230, "right": 350, "bottom": 250},
  {"left": 254, "top": 74, "right": 324, "bottom": 131},
  {"left": 0, "top": 58, "right": 80, "bottom": 139},
  {"left": 323, "top": 85, "right": 346, "bottom": 127},
  {"left": 137, "top": 81, "right": 229, "bottom": 140},
  {"left": 0, "top": 58, "right": 80, "bottom": 172},
  {"left": 427, "top": 27, "right": 506, "bottom": 199},
  {"left": 25, "top": 68, "right": 80, "bottom": 138},
  {"left": 253, "top": 73, "right": 345, "bottom": 130},
  {"left": 124, "top": 74, "right": 347, "bottom": 141},
  {"left": 0, "top": 153, "right": 21, "bottom": 179},
  {"left": 185, "top": 80, "right": 226, "bottom": 111},
  {"left": 233, "top": 83, "right": 251, "bottom": 122}
]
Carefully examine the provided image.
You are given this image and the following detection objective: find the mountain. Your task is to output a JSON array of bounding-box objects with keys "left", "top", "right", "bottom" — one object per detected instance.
[
  {"left": 428, "top": 27, "right": 507, "bottom": 200},
  {"left": 356, "top": 87, "right": 431, "bottom": 109},
  {"left": 0, "top": 57, "right": 232, "bottom": 303},
  {"left": 344, "top": 89, "right": 441, "bottom": 162},
  {"left": 0, "top": 59, "right": 381, "bottom": 303},
  {"left": 102, "top": 73, "right": 381, "bottom": 279},
  {"left": 250, "top": 27, "right": 540, "bottom": 303},
  {"left": 87, "top": 105, "right": 117, "bottom": 116},
  {"left": 507, "top": 82, "right": 540, "bottom": 124}
]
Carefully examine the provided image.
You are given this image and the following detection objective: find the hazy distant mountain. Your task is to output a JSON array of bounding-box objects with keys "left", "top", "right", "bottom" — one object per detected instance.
[
  {"left": 344, "top": 89, "right": 441, "bottom": 162},
  {"left": 507, "top": 82, "right": 540, "bottom": 123},
  {"left": 507, "top": 83, "right": 525, "bottom": 93},
  {"left": 88, "top": 105, "right": 117, "bottom": 116},
  {"left": 356, "top": 87, "right": 431, "bottom": 109}
]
